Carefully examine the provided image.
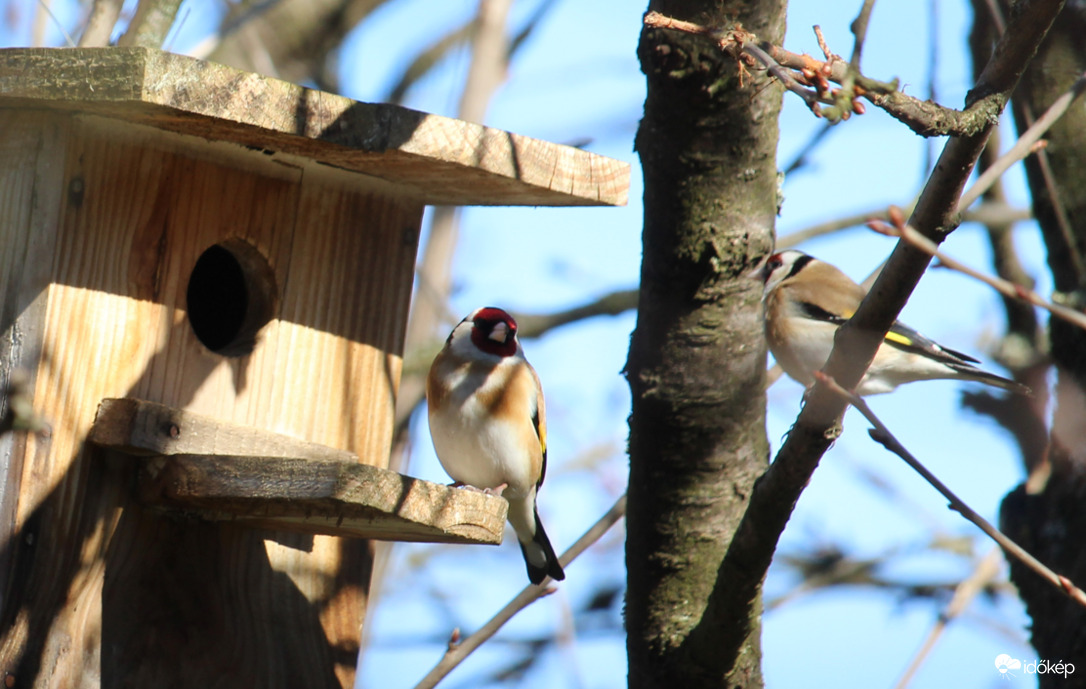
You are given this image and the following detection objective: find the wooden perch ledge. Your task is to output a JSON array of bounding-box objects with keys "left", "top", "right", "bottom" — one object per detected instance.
[{"left": 90, "top": 398, "right": 508, "bottom": 545}]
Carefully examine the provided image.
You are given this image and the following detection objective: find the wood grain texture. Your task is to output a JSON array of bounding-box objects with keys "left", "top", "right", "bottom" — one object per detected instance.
[
  {"left": 136, "top": 454, "right": 507, "bottom": 545},
  {"left": 89, "top": 398, "right": 357, "bottom": 462},
  {"left": 0, "top": 47, "right": 630, "bottom": 207},
  {"left": 0, "top": 110, "right": 69, "bottom": 689},
  {"left": 0, "top": 111, "right": 421, "bottom": 688},
  {"left": 89, "top": 398, "right": 507, "bottom": 544}
]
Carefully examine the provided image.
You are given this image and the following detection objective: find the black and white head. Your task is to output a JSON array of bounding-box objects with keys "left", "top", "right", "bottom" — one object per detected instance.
[
  {"left": 756, "top": 250, "right": 815, "bottom": 299},
  {"left": 444, "top": 306, "right": 520, "bottom": 359}
]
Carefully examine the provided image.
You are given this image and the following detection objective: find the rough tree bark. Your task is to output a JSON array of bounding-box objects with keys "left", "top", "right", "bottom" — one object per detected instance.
[
  {"left": 626, "top": 0, "right": 783, "bottom": 687},
  {"left": 1000, "top": 1, "right": 1086, "bottom": 682}
]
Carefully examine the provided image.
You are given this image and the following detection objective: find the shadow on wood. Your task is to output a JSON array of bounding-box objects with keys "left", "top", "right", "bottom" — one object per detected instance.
[{"left": 90, "top": 398, "right": 509, "bottom": 545}]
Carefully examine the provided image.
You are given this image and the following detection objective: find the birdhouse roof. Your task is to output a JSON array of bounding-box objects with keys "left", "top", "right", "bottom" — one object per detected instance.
[{"left": 0, "top": 47, "right": 629, "bottom": 207}]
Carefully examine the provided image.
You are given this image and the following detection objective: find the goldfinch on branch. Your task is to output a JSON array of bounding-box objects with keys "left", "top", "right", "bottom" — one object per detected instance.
[
  {"left": 757, "top": 250, "right": 1029, "bottom": 396},
  {"left": 427, "top": 306, "right": 566, "bottom": 585}
]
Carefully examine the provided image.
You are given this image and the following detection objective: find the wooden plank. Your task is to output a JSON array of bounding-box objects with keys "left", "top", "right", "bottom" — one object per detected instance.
[
  {"left": 89, "top": 398, "right": 507, "bottom": 544},
  {"left": 137, "top": 454, "right": 507, "bottom": 545},
  {"left": 0, "top": 47, "right": 630, "bottom": 208},
  {"left": 0, "top": 111, "right": 68, "bottom": 689},
  {"left": 88, "top": 398, "right": 357, "bottom": 462}
]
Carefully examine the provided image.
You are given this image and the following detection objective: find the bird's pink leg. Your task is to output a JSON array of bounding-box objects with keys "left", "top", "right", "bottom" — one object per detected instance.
[{"left": 450, "top": 481, "right": 508, "bottom": 497}]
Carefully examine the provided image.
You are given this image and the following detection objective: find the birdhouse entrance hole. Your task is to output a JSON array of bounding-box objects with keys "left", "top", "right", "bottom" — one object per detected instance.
[{"left": 186, "top": 239, "right": 276, "bottom": 356}]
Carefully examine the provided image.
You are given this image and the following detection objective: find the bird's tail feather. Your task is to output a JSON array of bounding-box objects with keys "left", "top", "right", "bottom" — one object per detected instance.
[
  {"left": 950, "top": 363, "right": 1032, "bottom": 396},
  {"left": 520, "top": 508, "right": 565, "bottom": 585}
]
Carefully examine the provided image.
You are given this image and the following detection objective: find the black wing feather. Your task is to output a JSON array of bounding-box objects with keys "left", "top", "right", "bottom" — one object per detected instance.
[{"left": 800, "top": 300, "right": 980, "bottom": 365}]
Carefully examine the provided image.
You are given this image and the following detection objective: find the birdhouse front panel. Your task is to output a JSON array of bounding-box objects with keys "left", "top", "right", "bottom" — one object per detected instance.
[{"left": 0, "top": 111, "right": 421, "bottom": 688}]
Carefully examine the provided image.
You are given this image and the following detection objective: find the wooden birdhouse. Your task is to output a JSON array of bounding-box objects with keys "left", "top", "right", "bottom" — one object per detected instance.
[{"left": 0, "top": 48, "right": 628, "bottom": 688}]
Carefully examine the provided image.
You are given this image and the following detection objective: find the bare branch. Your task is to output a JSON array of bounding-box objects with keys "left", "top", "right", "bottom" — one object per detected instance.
[
  {"left": 922, "top": 0, "right": 940, "bottom": 175},
  {"left": 413, "top": 495, "right": 627, "bottom": 689},
  {"left": 385, "top": 22, "right": 474, "bottom": 104},
  {"left": 34, "top": 0, "right": 76, "bottom": 47},
  {"left": 848, "top": 0, "right": 878, "bottom": 71},
  {"left": 511, "top": 289, "right": 638, "bottom": 338},
  {"left": 817, "top": 372, "right": 1086, "bottom": 610},
  {"left": 776, "top": 201, "right": 1030, "bottom": 249},
  {"left": 782, "top": 122, "right": 835, "bottom": 175},
  {"left": 379, "top": 0, "right": 564, "bottom": 105},
  {"left": 643, "top": 10, "right": 1004, "bottom": 135},
  {"left": 967, "top": 0, "right": 1044, "bottom": 365},
  {"left": 117, "top": 0, "right": 183, "bottom": 48},
  {"left": 958, "top": 71, "right": 1086, "bottom": 212},
  {"left": 984, "top": 0, "right": 1086, "bottom": 287},
  {"left": 893, "top": 548, "right": 1005, "bottom": 689},
  {"left": 870, "top": 216, "right": 1086, "bottom": 331},
  {"left": 78, "top": 0, "right": 123, "bottom": 47},
  {"left": 744, "top": 42, "right": 827, "bottom": 115}
]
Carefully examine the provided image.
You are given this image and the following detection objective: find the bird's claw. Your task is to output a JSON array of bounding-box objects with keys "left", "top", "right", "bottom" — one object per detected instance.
[{"left": 449, "top": 481, "right": 508, "bottom": 497}]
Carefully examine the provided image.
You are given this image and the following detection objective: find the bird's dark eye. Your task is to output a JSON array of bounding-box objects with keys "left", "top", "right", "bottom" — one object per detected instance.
[{"left": 767, "top": 255, "right": 783, "bottom": 271}]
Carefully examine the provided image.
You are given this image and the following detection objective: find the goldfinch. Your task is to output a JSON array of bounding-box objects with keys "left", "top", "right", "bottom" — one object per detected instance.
[
  {"left": 426, "top": 307, "right": 566, "bottom": 585},
  {"left": 758, "top": 250, "right": 1029, "bottom": 396}
]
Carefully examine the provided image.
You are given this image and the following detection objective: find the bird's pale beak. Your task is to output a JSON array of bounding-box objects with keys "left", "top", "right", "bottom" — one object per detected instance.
[
  {"left": 489, "top": 322, "right": 508, "bottom": 343},
  {"left": 747, "top": 257, "right": 770, "bottom": 283}
]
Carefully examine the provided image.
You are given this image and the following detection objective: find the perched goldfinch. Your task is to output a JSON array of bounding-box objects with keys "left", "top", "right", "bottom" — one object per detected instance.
[
  {"left": 426, "top": 307, "right": 565, "bottom": 585},
  {"left": 758, "top": 250, "right": 1029, "bottom": 396}
]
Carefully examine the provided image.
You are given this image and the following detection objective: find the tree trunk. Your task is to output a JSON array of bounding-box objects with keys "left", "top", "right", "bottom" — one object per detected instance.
[
  {"left": 626, "top": 1, "right": 783, "bottom": 686},
  {"left": 1000, "top": 2, "right": 1086, "bottom": 683}
]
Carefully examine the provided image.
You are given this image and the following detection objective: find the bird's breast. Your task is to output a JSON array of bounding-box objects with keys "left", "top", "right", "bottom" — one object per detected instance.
[{"left": 428, "top": 375, "right": 537, "bottom": 496}]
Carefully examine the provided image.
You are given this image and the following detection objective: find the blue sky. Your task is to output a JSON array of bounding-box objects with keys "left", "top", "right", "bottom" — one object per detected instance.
[{"left": 2, "top": 1, "right": 1050, "bottom": 687}]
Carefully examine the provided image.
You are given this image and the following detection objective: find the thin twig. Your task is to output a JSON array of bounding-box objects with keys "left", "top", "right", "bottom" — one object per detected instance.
[
  {"left": 894, "top": 547, "right": 1004, "bottom": 689},
  {"left": 782, "top": 122, "right": 835, "bottom": 175},
  {"left": 979, "top": 0, "right": 1086, "bottom": 284},
  {"left": 958, "top": 71, "right": 1086, "bottom": 212},
  {"left": 923, "top": 0, "right": 939, "bottom": 176},
  {"left": 413, "top": 495, "right": 627, "bottom": 689},
  {"left": 848, "top": 0, "right": 878, "bottom": 71},
  {"left": 813, "top": 25, "right": 835, "bottom": 63},
  {"left": 966, "top": 4, "right": 1045, "bottom": 370},
  {"left": 870, "top": 216, "right": 1086, "bottom": 331},
  {"left": 35, "top": 0, "right": 76, "bottom": 47},
  {"left": 765, "top": 363, "right": 783, "bottom": 390},
  {"left": 776, "top": 201, "right": 1029, "bottom": 249},
  {"left": 981, "top": 0, "right": 1007, "bottom": 33},
  {"left": 816, "top": 372, "right": 1086, "bottom": 610},
  {"left": 511, "top": 289, "right": 639, "bottom": 338},
  {"left": 743, "top": 42, "right": 826, "bottom": 115}
]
